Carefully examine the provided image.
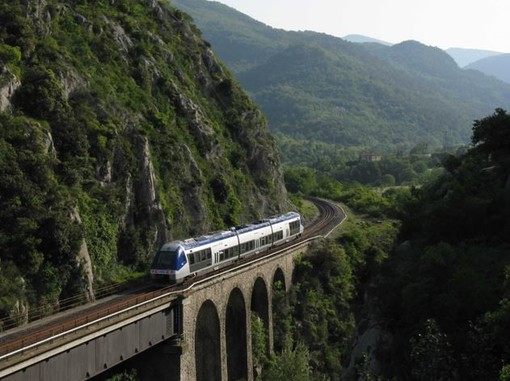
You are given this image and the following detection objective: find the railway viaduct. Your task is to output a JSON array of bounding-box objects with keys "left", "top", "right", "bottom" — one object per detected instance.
[
  {"left": 0, "top": 241, "right": 314, "bottom": 381},
  {"left": 0, "top": 199, "right": 344, "bottom": 381},
  {"left": 177, "top": 239, "right": 312, "bottom": 381}
]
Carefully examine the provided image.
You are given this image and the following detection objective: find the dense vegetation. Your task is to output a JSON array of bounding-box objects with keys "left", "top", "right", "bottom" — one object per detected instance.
[
  {"left": 373, "top": 109, "right": 510, "bottom": 380},
  {"left": 0, "top": 0, "right": 289, "bottom": 329},
  {"left": 266, "top": 109, "right": 510, "bottom": 380},
  {"left": 282, "top": 139, "right": 447, "bottom": 188},
  {"left": 2, "top": 1, "right": 510, "bottom": 381},
  {"left": 249, "top": 213, "right": 399, "bottom": 381},
  {"left": 171, "top": 0, "right": 510, "bottom": 155}
]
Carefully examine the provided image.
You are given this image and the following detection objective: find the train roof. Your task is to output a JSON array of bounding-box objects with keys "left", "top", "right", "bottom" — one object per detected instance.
[{"left": 160, "top": 212, "right": 301, "bottom": 251}]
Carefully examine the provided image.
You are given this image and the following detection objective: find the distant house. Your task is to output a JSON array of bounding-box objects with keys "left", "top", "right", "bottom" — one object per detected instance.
[{"left": 359, "top": 152, "right": 382, "bottom": 162}]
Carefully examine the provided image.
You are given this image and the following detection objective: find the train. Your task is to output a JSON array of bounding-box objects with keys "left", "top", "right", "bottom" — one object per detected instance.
[{"left": 150, "top": 212, "right": 304, "bottom": 283}]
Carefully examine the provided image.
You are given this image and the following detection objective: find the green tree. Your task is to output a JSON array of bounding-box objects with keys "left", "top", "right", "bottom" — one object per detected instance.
[
  {"left": 264, "top": 341, "right": 311, "bottom": 381},
  {"left": 293, "top": 241, "right": 355, "bottom": 379},
  {"left": 284, "top": 166, "right": 317, "bottom": 194},
  {"left": 380, "top": 174, "right": 395, "bottom": 187},
  {"left": 471, "top": 108, "right": 510, "bottom": 166},
  {"left": 409, "top": 319, "right": 456, "bottom": 381},
  {"left": 252, "top": 314, "right": 269, "bottom": 380}
]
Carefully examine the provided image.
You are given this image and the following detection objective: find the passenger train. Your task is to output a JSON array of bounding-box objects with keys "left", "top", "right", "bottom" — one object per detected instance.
[{"left": 150, "top": 212, "right": 304, "bottom": 283}]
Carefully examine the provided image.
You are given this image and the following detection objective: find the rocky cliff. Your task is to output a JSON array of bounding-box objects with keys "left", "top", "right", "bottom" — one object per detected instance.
[{"left": 0, "top": 0, "right": 290, "bottom": 321}]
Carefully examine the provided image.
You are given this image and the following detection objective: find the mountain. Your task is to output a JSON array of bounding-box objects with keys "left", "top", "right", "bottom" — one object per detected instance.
[
  {"left": 0, "top": 0, "right": 290, "bottom": 320},
  {"left": 446, "top": 47, "right": 504, "bottom": 67},
  {"left": 343, "top": 34, "right": 392, "bottom": 46},
  {"left": 466, "top": 54, "right": 510, "bottom": 84},
  {"left": 172, "top": 0, "right": 510, "bottom": 154}
]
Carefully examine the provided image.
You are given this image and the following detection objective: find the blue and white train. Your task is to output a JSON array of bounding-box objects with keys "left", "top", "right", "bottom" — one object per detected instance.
[{"left": 150, "top": 212, "right": 304, "bottom": 283}]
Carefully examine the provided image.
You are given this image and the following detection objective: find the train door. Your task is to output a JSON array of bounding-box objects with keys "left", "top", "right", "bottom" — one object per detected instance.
[{"left": 213, "top": 243, "right": 223, "bottom": 264}]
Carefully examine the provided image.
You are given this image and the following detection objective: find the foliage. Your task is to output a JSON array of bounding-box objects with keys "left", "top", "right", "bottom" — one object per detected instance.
[
  {"left": 252, "top": 314, "right": 269, "bottom": 380},
  {"left": 374, "top": 109, "right": 510, "bottom": 379},
  {"left": 279, "top": 131, "right": 445, "bottom": 188},
  {"left": 291, "top": 241, "right": 356, "bottom": 380},
  {"left": 172, "top": 0, "right": 510, "bottom": 155},
  {"left": 284, "top": 166, "right": 412, "bottom": 219},
  {"left": 264, "top": 341, "right": 311, "bottom": 381},
  {"left": 104, "top": 369, "right": 138, "bottom": 381},
  {"left": 409, "top": 319, "right": 456, "bottom": 381},
  {"left": 0, "top": 114, "right": 83, "bottom": 319},
  {"left": 0, "top": 0, "right": 287, "bottom": 324}
]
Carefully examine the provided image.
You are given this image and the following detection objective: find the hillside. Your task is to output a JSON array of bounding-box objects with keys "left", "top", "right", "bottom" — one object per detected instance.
[
  {"left": 446, "top": 47, "right": 504, "bottom": 67},
  {"left": 0, "top": 0, "right": 290, "bottom": 322},
  {"left": 466, "top": 53, "right": 510, "bottom": 84},
  {"left": 171, "top": 0, "right": 510, "bottom": 155},
  {"left": 375, "top": 109, "right": 510, "bottom": 380}
]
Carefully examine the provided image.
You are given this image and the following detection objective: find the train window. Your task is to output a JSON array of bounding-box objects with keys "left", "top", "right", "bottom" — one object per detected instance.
[
  {"left": 188, "top": 254, "right": 195, "bottom": 265},
  {"left": 207, "top": 249, "right": 211, "bottom": 259},
  {"left": 201, "top": 251, "right": 206, "bottom": 261},
  {"left": 289, "top": 220, "right": 301, "bottom": 235},
  {"left": 273, "top": 231, "right": 283, "bottom": 241}
]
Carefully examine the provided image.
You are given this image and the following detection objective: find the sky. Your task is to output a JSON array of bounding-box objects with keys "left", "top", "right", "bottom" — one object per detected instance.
[{"left": 209, "top": 0, "right": 510, "bottom": 53}]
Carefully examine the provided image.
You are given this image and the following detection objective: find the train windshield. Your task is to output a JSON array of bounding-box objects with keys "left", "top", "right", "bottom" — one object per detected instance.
[
  {"left": 155, "top": 250, "right": 179, "bottom": 269},
  {"left": 154, "top": 249, "right": 187, "bottom": 270}
]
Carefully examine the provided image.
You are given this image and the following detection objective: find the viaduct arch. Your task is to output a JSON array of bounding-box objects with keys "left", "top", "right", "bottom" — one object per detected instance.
[{"left": 180, "top": 242, "right": 309, "bottom": 381}]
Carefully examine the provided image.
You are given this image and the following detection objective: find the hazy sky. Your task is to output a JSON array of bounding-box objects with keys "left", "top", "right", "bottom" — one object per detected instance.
[{"left": 209, "top": 0, "right": 510, "bottom": 53}]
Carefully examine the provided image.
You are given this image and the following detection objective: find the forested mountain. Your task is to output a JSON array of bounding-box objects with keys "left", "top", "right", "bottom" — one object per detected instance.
[
  {"left": 375, "top": 109, "right": 510, "bottom": 379},
  {"left": 0, "top": 0, "right": 290, "bottom": 325},
  {"left": 467, "top": 53, "right": 510, "bottom": 84},
  {"left": 171, "top": 0, "right": 510, "bottom": 154}
]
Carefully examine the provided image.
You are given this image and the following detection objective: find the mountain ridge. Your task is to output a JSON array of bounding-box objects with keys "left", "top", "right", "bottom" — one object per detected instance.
[
  {"left": 172, "top": 0, "right": 510, "bottom": 154},
  {"left": 446, "top": 47, "right": 505, "bottom": 67},
  {"left": 466, "top": 53, "right": 510, "bottom": 84}
]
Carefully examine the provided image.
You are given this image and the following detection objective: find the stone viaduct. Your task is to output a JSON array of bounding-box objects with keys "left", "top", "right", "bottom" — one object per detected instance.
[
  {"left": 177, "top": 239, "right": 313, "bottom": 381},
  {"left": 0, "top": 240, "right": 315, "bottom": 381}
]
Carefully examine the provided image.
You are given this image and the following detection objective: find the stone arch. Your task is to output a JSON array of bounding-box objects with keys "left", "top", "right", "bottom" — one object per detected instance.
[
  {"left": 251, "top": 276, "right": 270, "bottom": 351},
  {"left": 226, "top": 287, "right": 248, "bottom": 381},
  {"left": 272, "top": 267, "right": 288, "bottom": 353},
  {"left": 273, "top": 267, "right": 286, "bottom": 291},
  {"left": 195, "top": 300, "right": 221, "bottom": 381}
]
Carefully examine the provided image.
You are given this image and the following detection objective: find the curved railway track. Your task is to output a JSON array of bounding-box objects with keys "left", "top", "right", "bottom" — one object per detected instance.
[{"left": 0, "top": 197, "right": 345, "bottom": 364}]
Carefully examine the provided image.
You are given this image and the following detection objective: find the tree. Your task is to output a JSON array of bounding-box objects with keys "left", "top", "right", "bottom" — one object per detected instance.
[
  {"left": 264, "top": 341, "right": 311, "bottom": 381},
  {"left": 471, "top": 108, "right": 510, "bottom": 165},
  {"left": 252, "top": 314, "right": 269, "bottom": 380},
  {"left": 409, "top": 319, "right": 456, "bottom": 381},
  {"left": 284, "top": 167, "right": 317, "bottom": 194}
]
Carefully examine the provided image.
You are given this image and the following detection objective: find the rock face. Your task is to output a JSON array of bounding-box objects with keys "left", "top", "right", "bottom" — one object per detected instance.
[
  {"left": 0, "top": 68, "right": 20, "bottom": 112},
  {"left": 0, "top": 0, "right": 292, "bottom": 315}
]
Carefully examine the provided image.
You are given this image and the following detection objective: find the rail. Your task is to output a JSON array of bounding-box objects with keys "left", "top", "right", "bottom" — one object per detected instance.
[{"left": 0, "top": 197, "right": 345, "bottom": 367}]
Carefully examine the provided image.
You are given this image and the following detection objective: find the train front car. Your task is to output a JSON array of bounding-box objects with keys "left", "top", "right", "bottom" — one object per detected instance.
[
  {"left": 150, "top": 242, "right": 189, "bottom": 283},
  {"left": 270, "top": 212, "right": 304, "bottom": 243}
]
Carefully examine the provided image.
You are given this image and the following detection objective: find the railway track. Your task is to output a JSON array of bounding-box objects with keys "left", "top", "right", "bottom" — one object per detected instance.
[{"left": 0, "top": 197, "right": 345, "bottom": 363}]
